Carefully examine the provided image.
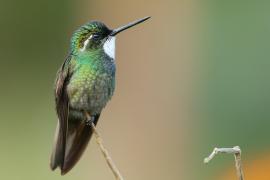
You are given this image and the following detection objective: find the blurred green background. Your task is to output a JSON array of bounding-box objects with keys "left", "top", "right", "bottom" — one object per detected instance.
[{"left": 0, "top": 0, "right": 270, "bottom": 180}]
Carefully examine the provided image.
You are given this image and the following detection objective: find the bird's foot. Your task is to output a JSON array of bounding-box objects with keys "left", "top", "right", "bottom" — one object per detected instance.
[{"left": 86, "top": 116, "right": 94, "bottom": 126}]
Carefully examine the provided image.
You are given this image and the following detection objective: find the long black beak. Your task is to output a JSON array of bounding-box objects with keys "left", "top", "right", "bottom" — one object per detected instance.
[{"left": 110, "top": 16, "right": 151, "bottom": 36}]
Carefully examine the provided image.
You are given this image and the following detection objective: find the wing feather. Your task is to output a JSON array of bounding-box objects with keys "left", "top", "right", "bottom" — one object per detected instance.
[{"left": 50, "top": 55, "right": 72, "bottom": 171}]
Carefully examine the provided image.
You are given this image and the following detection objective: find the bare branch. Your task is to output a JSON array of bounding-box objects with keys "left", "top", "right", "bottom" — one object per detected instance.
[
  {"left": 204, "top": 146, "right": 244, "bottom": 180},
  {"left": 86, "top": 113, "right": 124, "bottom": 180}
]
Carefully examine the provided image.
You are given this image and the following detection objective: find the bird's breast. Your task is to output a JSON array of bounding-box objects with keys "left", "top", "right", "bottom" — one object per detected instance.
[{"left": 67, "top": 63, "right": 115, "bottom": 114}]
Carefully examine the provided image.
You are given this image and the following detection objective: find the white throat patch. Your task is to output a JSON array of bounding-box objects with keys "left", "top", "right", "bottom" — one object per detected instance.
[{"left": 103, "top": 37, "right": 116, "bottom": 59}]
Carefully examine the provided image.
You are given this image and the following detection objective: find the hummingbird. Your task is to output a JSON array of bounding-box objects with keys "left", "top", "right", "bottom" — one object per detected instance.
[{"left": 50, "top": 16, "right": 150, "bottom": 175}]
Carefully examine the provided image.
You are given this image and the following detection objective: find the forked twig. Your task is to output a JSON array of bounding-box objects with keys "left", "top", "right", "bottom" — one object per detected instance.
[
  {"left": 204, "top": 146, "right": 244, "bottom": 180},
  {"left": 86, "top": 113, "right": 124, "bottom": 180}
]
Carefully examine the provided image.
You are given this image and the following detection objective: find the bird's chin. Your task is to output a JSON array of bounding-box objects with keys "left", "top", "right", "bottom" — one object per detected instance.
[{"left": 103, "top": 36, "right": 116, "bottom": 59}]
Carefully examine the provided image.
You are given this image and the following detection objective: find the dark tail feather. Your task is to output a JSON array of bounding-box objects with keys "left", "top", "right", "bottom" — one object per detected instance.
[
  {"left": 60, "top": 114, "right": 100, "bottom": 175},
  {"left": 50, "top": 121, "right": 65, "bottom": 170}
]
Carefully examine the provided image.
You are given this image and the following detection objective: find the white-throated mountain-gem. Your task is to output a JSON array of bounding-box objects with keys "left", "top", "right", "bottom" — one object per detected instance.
[{"left": 50, "top": 16, "right": 150, "bottom": 175}]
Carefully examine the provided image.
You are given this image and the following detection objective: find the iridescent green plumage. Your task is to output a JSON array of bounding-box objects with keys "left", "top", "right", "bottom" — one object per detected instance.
[
  {"left": 50, "top": 17, "right": 150, "bottom": 175},
  {"left": 68, "top": 45, "right": 116, "bottom": 116},
  {"left": 51, "top": 21, "right": 115, "bottom": 174}
]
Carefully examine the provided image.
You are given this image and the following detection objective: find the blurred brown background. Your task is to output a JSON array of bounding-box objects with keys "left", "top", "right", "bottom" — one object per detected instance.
[{"left": 0, "top": 0, "right": 270, "bottom": 180}]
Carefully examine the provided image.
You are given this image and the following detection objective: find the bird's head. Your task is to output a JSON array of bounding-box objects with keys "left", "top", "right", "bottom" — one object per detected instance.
[{"left": 70, "top": 17, "right": 150, "bottom": 58}]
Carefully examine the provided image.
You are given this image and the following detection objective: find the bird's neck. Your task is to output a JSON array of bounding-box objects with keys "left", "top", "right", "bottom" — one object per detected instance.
[{"left": 75, "top": 49, "right": 103, "bottom": 64}]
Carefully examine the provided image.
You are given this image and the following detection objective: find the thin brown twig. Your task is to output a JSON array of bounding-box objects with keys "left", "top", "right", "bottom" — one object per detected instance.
[
  {"left": 85, "top": 113, "right": 124, "bottom": 180},
  {"left": 204, "top": 146, "right": 244, "bottom": 180}
]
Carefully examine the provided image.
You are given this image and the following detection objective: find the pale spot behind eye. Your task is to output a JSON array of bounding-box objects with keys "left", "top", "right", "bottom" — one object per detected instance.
[
  {"left": 103, "top": 37, "right": 116, "bottom": 59},
  {"left": 80, "top": 35, "right": 92, "bottom": 52}
]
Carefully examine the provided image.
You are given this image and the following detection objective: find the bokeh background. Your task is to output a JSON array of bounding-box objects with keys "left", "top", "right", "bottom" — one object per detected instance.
[{"left": 0, "top": 0, "right": 270, "bottom": 180}]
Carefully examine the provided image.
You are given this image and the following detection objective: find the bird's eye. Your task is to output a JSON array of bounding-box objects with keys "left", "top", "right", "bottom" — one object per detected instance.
[{"left": 91, "top": 34, "right": 99, "bottom": 40}]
